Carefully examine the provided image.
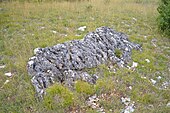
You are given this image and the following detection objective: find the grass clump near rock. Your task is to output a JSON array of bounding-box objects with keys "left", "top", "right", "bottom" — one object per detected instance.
[
  {"left": 75, "top": 80, "right": 95, "bottom": 95},
  {"left": 44, "top": 83, "right": 73, "bottom": 110}
]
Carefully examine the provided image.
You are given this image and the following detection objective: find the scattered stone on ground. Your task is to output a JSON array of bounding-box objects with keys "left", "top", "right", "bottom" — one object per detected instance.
[
  {"left": 121, "top": 97, "right": 135, "bottom": 113},
  {"left": 130, "top": 61, "right": 138, "bottom": 71},
  {"left": 145, "top": 59, "right": 150, "bottom": 63},
  {"left": 78, "top": 26, "right": 86, "bottom": 31},
  {"left": 0, "top": 65, "right": 6, "bottom": 69},
  {"left": 144, "top": 36, "right": 147, "bottom": 39},
  {"left": 4, "top": 80, "right": 9, "bottom": 85},
  {"left": 128, "top": 86, "right": 132, "bottom": 90},
  {"left": 51, "top": 30, "right": 57, "bottom": 34},
  {"left": 167, "top": 102, "right": 170, "bottom": 107},
  {"left": 141, "top": 76, "right": 146, "bottom": 79},
  {"left": 27, "top": 26, "right": 142, "bottom": 99},
  {"left": 5, "top": 72, "right": 12, "bottom": 77},
  {"left": 161, "top": 81, "right": 169, "bottom": 89},
  {"left": 1, "top": 80, "right": 10, "bottom": 88},
  {"left": 132, "top": 17, "right": 137, "bottom": 22},
  {"left": 150, "top": 79, "right": 157, "bottom": 85},
  {"left": 156, "top": 76, "right": 162, "bottom": 80},
  {"left": 39, "top": 26, "right": 45, "bottom": 30},
  {"left": 86, "top": 94, "right": 105, "bottom": 113}
]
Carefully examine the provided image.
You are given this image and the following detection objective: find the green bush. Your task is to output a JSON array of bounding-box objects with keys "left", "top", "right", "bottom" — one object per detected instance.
[{"left": 157, "top": 0, "right": 170, "bottom": 36}]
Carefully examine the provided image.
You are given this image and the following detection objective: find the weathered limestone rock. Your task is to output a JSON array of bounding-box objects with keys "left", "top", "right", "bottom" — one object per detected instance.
[{"left": 27, "top": 26, "right": 142, "bottom": 99}]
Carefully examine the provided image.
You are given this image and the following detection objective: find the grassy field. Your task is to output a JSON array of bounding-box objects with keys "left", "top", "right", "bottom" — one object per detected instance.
[{"left": 0, "top": 0, "right": 170, "bottom": 112}]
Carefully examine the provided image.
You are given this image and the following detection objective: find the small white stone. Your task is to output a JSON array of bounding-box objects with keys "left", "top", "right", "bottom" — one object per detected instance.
[
  {"left": 78, "top": 26, "right": 86, "bottom": 31},
  {"left": 131, "top": 62, "right": 138, "bottom": 68},
  {"left": 124, "top": 110, "right": 130, "bottom": 113},
  {"left": 162, "top": 81, "right": 169, "bottom": 89},
  {"left": 124, "top": 105, "right": 135, "bottom": 113},
  {"left": 150, "top": 79, "right": 156, "bottom": 85},
  {"left": 0, "top": 65, "right": 6, "bottom": 69},
  {"left": 40, "top": 26, "right": 45, "bottom": 30},
  {"left": 144, "top": 36, "right": 147, "bottom": 39},
  {"left": 157, "top": 76, "right": 162, "bottom": 80},
  {"left": 121, "top": 97, "right": 131, "bottom": 104},
  {"left": 145, "top": 59, "right": 150, "bottom": 63},
  {"left": 167, "top": 102, "right": 170, "bottom": 107},
  {"left": 129, "top": 86, "right": 132, "bottom": 90},
  {"left": 52, "top": 30, "right": 57, "bottom": 34},
  {"left": 141, "top": 76, "right": 146, "bottom": 79},
  {"left": 4, "top": 80, "right": 10, "bottom": 85},
  {"left": 126, "top": 97, "right": 131, "bottom": 102},
  {"left": 132, "top": 17, "right": 137, "bottom": 21},
  {"left": 5, "top": 72, "right": 12, "bottom": 77}
]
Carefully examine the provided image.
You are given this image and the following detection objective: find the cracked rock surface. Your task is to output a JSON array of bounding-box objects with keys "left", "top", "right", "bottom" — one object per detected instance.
[{"left": 27, "top": 26, "right": 142, "bottom": 99}]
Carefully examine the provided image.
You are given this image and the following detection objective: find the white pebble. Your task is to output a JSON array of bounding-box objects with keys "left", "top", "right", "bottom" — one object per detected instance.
[
  {"left": 131, "top": 62, "right": 138, "bottom": 69},
  {"left": 124, "top": 105, "right": 135, "bottom": 113},
  {"left": 141, "top": 76, "right": 146, "bottom": 79},
  {"left": 121, "top": 97, "right": 131, "bottom": 104},
  {"left": 5, "top": 72, "right": 12, "bottom": 77},
  {"left": 145, "top": 59, "right": 150, "bottom": 63},
  {"left": 150, "top": 79, "right": 156, "bottom": 85},
  {"left": 40, "top": 26, "right": 45, "bottom": 30},
  {"left": 144, "top": 36, "right": 147, "bottom": 39},
  {"left": 129, "top": 86, "right": 132, "bottom": 90},
  {"left": 0, "top": 65, "right": 6, "bottom": 69},
  {"left": 132, "top": 17, "right": 137, "bottom": 21},
  {"left": 78, "top": 26, "right": 86, "bottom": 31},
  {"left": 157, "top": 76, "right": 162, "bottom": 80},
  {"left": 52, "top": 30, "right": 57, "bottom": 34},
  {"left": 4, "top": 80, "right": 10, "bottom": 85},
  {"left": 167, "top": 102, "right": 170, "bottom": 107}
]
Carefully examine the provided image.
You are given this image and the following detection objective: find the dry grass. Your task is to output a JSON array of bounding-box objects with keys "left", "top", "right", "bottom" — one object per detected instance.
[{"left": 0, "top": 0, "right": 170, "bottom": 112}]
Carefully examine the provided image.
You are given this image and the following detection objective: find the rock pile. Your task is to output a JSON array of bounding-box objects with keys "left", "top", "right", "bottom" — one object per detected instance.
[{"left": 27, "top": 26, "right": 142, "bottom": 99}]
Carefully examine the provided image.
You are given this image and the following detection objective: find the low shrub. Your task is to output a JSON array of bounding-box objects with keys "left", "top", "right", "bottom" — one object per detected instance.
[{"left": 157, "top": 0, "right": 170, "bottom": 36}]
